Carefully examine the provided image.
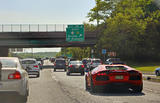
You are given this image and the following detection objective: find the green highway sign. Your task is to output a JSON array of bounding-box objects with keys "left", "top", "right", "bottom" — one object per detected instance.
[
  {"left": 67, "top": 25, "right": 84, "bottom": 28},
  {"left": 66, "top": 25, "right": 85, "bottom": 42}
]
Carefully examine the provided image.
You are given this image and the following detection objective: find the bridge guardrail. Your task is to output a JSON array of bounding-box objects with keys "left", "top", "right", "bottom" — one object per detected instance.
[{"left": 0, "top": 24, "right": 69, "bottom": 32}]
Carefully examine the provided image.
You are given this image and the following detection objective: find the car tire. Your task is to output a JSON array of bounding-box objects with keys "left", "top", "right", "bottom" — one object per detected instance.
[
  {"left": 132, "top": 85, "right": 143, "bottom": 93},
  {"left": 81, "top": 72, "right": 84, "bottom": 76},
  {"left": 156, "top": 71, "right": 160, "bottom": 76},
  {"left": 66, "top": 72, "right": 70, "bottom": 76},
  {"left": 21, "top": 95, "right": 28, "bottom": 102},
  {"left": 90, "top": 78, "right": 96, "bottom": 93},
  {"left": 85, "top": 76, "right": 89, "bottom": 91},
  {"left": 37, "top": 73, "right": 40, "bottom": 77}
]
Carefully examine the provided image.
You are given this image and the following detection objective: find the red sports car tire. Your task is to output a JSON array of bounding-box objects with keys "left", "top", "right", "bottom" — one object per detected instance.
[
  {"left": 132, "top": 85, "right": 143, "bottom": 93},
  {"left": 85, "top": 76, "right": 89, "bottom": 91},
  {"left": 90, "top": 78, "right": 96, "bottom": 93}
]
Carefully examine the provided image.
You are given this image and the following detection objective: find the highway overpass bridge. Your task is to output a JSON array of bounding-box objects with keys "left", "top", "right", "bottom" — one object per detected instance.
[{"left": 0, "top": 24, "right": 97, "bottom": 56}]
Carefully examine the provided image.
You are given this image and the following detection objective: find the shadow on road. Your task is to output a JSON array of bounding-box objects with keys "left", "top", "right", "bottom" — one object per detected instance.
[
  {"left": 90, "top": 89, "right": 145, "bottom": 96},
  {"left": 67, "top": 73, "right": 84, "bottom": 76},
  {"left": 42, "top": 65, "right": 54, "bottom": 69},
  {"left": 0, "top": 93, "right": 27, "bottom": 103}
]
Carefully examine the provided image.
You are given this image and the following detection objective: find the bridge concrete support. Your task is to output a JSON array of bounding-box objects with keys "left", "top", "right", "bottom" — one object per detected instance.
[{"left": 0, "top": 47, "right": 9, "bottom": 57}]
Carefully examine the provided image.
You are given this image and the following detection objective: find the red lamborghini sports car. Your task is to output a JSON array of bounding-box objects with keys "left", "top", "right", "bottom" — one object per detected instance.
[{"left": 85, "top": 65, "right": 143, "bottom": 93}]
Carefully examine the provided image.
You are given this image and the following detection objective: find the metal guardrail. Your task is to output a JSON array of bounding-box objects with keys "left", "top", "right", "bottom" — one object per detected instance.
[{"left": 0, "top": 24, "right": 68, "bottom": 32}]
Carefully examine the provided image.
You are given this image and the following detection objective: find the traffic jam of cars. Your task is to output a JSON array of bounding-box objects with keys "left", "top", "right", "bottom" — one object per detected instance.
[
  {"left": 0, "top": 56, "right": 160, "bottom": 102},
  {"left": 51, "top": 57, "right": 143, "bottom": 93}
]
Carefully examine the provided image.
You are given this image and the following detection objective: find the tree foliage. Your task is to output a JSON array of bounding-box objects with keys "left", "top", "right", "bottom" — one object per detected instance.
[{"left": 58, "top": 0, "right": 160, "bottom": 62}]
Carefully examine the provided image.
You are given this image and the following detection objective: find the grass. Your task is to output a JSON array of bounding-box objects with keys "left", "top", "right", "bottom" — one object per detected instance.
[
  {"left": 134, "top": 66, "right": 158, "bottom": 72},
  {"left": 127, "top": 62, "right": 160, "bottom": 72}
]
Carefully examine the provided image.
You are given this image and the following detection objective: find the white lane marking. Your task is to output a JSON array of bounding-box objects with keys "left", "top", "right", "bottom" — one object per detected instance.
[{"left": 145, "top": 88, "right": 153, "bottom": 92}]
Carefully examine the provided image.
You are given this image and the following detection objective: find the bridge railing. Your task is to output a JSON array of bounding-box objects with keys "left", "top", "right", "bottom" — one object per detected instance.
[{"left": 0, "top": 24, "right": 68, "bottom": 32}]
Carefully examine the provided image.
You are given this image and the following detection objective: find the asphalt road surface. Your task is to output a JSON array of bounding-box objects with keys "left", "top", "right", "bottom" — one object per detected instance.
[{"left": 1, "top": 60, "right": 160, "bottom": 103}]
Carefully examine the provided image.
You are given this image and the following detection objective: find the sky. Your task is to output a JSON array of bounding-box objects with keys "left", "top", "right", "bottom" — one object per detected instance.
[{"left": 0, "top": 0, "right": 95, "bottom": 52}]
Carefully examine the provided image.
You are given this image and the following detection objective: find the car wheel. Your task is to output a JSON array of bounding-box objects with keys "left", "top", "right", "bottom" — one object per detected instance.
[
  {"left": 21, "top": 95, "right": 28, "bottom": 102},
  {"left": 66, "top": 72, "right": 70, "bottom": 76},
  {"left": 85, "top": 76, "right": 89, "bottom": 91},
  {"left": 81, "top": 72, "right": 84, "bottom": 76},
  {"left": 156, "top": 71, "right": 160, "bottom": 76},
  {"left": 90, "top": 78, "right": 96, "bottom": 93},
  {"left": 132, "top": 85, "right": 143, "bottom": 93},
  {"left": 37, "top": 73, "right": 40, "bottom": 77}
]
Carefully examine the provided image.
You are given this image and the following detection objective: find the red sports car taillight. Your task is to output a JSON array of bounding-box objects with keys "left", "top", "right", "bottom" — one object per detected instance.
[{"left": 97, "top": 72, "right": 106, "bottom": 76}]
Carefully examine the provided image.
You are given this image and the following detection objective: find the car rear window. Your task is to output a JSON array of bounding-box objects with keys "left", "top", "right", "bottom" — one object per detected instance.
[
  {"left": 0, "top": 59, "right": 17, "bottom": 68},
  {"left": 111, "top": 58, "right": 120, "bottom": 61},
  {"left": 22, "top": 60, "right": 36, "bottom": 64},
  {"left": 92, "top": 60, "right": 101, "bottom": 63},
  {"left": 105, "top": 66, "right": 127, "bottom": 70},
  {"left": 56, "top": 60, "right": 65, "bottom": 63},
  {"left": 70, "top": 61, "right": 82, "bottom": 65}
]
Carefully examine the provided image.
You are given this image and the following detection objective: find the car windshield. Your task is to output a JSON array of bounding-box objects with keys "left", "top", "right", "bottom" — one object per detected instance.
[
  {"left": 22, "top": 60, "right": 36, "bottom": 64},
  {"left": 0, "top": 59, "right": 17, "bottom": 68},
  {"left": 105, "top": 66, "right": 128, "bottom": 70},
  {"left": 70, "top": 61, "right": 82, "bottom": 65}
]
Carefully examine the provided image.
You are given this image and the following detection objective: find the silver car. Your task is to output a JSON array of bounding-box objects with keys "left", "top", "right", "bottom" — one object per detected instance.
[
  {"left": 0, "top": 57, "right": 29, "bottom": 101},
  {"left": 21, "top": 58, "right": 40, "bottom": 77}
]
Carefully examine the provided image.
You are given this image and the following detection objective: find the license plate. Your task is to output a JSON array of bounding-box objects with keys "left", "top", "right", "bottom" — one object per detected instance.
[{"left": 115, "top": 75, "right": 124, "bottom": 79}]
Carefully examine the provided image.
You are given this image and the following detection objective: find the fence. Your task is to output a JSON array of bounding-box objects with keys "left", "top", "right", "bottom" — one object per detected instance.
[{"left": 0, "top": 24, "right": 68, "bottom": 32}]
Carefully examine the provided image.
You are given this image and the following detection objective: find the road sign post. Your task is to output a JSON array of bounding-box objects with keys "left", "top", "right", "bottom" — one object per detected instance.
[
  {"left": 66, "top": 25, "right": 84, "bottom": 42},
  {"left": 102, "top": 49, "right": 107, "bottom": 62}
]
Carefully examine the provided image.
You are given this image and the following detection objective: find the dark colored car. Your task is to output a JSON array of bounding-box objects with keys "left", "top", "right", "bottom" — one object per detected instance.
[
  {"left": 54, "top": 58, "right": 66, "bottom": 71},
  {"left": 85, "top": 65, "right": 143, "bottom": 93},
  {"left": 105, "top": 58, "right": 125, "bottom": 65},
  {"left": 66, "top": 61, "right": 85, "bottom": 76},
  {"left": 36, "top": 58, "right": 43, "bottom": 69},
  {"left": 82, "top": 58, "right": 91, "bottom": 68},
  {"left": 155, "top": 67, "right": 160, "bottom": 76},
  {"left": 50, "top": 57, "right": 55, "bottom": 63}
]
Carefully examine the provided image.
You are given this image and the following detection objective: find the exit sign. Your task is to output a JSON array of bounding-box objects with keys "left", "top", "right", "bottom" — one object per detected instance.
[{"left": 66, "top": 25, "right": 85, "bottom": 42}]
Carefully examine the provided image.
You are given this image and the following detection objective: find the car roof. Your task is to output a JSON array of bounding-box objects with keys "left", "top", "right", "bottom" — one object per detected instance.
[
  {"left": 21, "top": 58, "right": 36, "bottom": 61},
  {"left": 93, "top": 65, "right": 136, "bottom": 73},
  {"left": 0, "top": 57, "right": 19, "bottom": 60},
  {"left": 55, "top": 58, "right": 65, "bottom": 60}
]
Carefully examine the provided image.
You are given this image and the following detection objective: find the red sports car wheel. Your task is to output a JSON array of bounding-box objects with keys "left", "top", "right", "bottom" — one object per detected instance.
[
  {"left": 90, "top": 78, "right": 96, "bottom": 93},
  {"left": 132, "top": 85, "right": 143, "bottom": 93},
  {"left": 85, "top": 76, "right": 89, "bottom": 91}
]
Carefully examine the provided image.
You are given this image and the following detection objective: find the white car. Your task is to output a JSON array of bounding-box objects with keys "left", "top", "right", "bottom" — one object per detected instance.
[
  {"left": 0, "top": 57, "right": 29, "bottom": 101},
  {"left": 21, "top": 58, "right": 40, "bottom": 77}
]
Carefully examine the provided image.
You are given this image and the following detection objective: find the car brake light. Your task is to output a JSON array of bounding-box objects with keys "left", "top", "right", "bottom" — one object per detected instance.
[
  {"left": 8, "top": 71, "right": 21, "bottom": 79},
  {"left": 97, "top": 72, "right": 106, "bottom": 76},
  {"left": 69, "top": 65, "right": 73, "bottom": 68},
  {"left": 81, "top": 65, "right": 85, "bottom": 68},
  {"left": 34, "top": 65, "right": 38, "bottom": 68}
]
